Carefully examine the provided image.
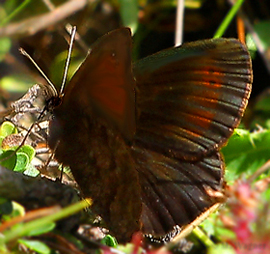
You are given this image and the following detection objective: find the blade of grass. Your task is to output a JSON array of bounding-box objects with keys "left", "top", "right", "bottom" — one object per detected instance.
[
  {"left": 3, "top": 198, "right": 91, "bottom": 243},
  {"left": 0, "top": 0, "right": 32, "bottom": 26},
  {"left": 213, "top": 0, "right": 245, "bottom": 38}
]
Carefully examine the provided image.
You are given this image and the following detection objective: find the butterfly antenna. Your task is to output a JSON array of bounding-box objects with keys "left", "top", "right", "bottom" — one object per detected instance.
[
  {"left": 59, "top": 26, "right": 77, "bottom": 96},
  {"left": 19, "top": 48, "right": 58, "bottom": 97}
]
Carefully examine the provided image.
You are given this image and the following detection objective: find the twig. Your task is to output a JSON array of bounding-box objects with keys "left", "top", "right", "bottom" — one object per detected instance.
[
  {"left": 0, "top": 0, "right": 87, "bottom": 38},
  {"left": 41, "top": 0, "right": 89, "bottom": 53}
]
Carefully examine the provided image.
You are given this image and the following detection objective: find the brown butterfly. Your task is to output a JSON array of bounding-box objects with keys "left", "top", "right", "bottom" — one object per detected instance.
[{"left": 48, "top": 28, "right": 252, "bottom": 243}]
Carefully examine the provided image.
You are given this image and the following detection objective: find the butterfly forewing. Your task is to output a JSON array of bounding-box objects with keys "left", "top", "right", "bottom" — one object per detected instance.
[
  {"left": 62, "top": 28, "right": 136, "bottom": 141},
  {"left": 133, "top": 38, "right": 252, "bottom": 160}
]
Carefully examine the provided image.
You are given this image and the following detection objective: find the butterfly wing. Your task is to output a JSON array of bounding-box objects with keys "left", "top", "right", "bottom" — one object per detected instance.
[
  {"left": 133, "top": 147, "right": 224, "bottom": 237},
  {"left": 132, "top": 38, "right": 252, "bottom": 237},
  {"left": 133, "top": 38, "right": 252, "bottom": 160},
  {"left": 63, "top": 27, "right": 136, "bottom": 141}
]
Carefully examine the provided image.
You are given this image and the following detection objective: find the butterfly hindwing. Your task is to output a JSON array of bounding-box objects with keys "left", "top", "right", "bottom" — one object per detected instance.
[{"left": 132, "top": 146, "right": 224, "bottom": 236}]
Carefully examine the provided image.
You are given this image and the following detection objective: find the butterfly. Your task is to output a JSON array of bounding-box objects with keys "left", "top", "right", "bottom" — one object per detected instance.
[{"left": 48, "top": 27, "right": 252, "bottom": 243}]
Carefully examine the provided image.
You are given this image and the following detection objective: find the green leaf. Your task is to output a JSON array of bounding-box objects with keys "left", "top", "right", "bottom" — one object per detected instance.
[
  {"left": 214, "top": 226, "right": 236, "bottom": 240},
  {"left": 200, "top": 213, "right": 218, "bottom": 236},
  {"left": 101, "top": 235, "right": 118, "bottom": 247},
  {"left": 23, "top": 163, "right": 40, "bottom": 177},
  {"left": 18, "top": 145, "right": 35, "bottom": 161},
  {"left": 11, "top": 201, "right": 25, "bottom": 218},
  {"left": 246, "top": 33, "right": 257, "bottom": 59},
  {"left": 0, "top": 122, "right": 17, "bottom": 138},
  {"left": 0, "top": 150, "right": 17, "bottom": 170},
  {"left": 18, "top": 239, "right": 51, "bottom": 254},
  {"left": 27, "top": 222, "right": 55, "bottom": 237},
  {"left": 222, "top": 129, "right": 270, "bottom": 182},
  {"left": 13, "top": 152, "right": 29, "bottom": 172}
]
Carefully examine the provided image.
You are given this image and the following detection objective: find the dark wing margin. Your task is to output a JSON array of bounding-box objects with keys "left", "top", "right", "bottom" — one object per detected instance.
[{"left": 133, "top": 38, "right": 252, "bottom": 160}]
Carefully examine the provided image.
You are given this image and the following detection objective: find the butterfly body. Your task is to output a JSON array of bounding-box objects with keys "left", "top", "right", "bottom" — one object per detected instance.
[{"left": 48, "top": 28, "right": 252, "bottom": 242}]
